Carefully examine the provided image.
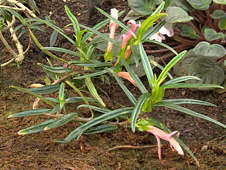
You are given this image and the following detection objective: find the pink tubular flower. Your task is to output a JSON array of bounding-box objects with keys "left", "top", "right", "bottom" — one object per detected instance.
[
  {"left": 146, "top": 125, "right": 184, "bottom": 160},
  {"left": 106, "top": 8, "right": 119, "bottom": 53},
  {"left": 119, "top": 20, "right": 140, "bottom": 48},
  {"left": 117, "top": 72, "right": 136, "bottom": 86},
  {"left": 105, "top": 9, "right": 119, "bottom": 61}
]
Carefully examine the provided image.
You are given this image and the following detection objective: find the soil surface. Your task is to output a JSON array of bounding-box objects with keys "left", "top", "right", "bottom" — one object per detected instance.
[{"left": 0, "top": 0, "right": 225, "bottom": 169}]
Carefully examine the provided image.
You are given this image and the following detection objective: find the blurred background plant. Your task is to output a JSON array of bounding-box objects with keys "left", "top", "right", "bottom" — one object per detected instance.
[
  {"left": 125, "top": 0, "right": 226, "bottom": 91},
  {"left": 0, "top": 0, "right": 42, "bottom": 66}
]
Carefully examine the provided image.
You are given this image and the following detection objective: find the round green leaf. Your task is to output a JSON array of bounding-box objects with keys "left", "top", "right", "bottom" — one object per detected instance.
[
  {"left": 187, "top": 0, "right": 211, "bottom": 10},
  {"left": 192, "top": 41, "right": 225, "bottom": 59},
  {"left": 203, "top": 27, "right": 225, "bottom": 41},
  {"left": 188, "top": 57, "right": 225, "bottom": 89},
  {"left": 165, "top": 7, "right": 193, "bottom": 23}
]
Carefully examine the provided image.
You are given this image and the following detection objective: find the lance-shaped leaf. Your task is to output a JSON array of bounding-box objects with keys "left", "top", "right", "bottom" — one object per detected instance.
[
  {"left": 44, "top": 112, "right": 77, "bottom": 130},
  {"left": 85, "top": 77, "right": 105, "bottom": 107},
  {"left": 162, "top": 99, "right": 216, "bottom": 106},
  {"left": 28, "top": 84, "right": 60, "bottom": 94},
  {"left": 85, "top": 124, "right": 118, "bottom": 135},
  {"left": 131, "top": 93, "right": 150, "bottom": 132},
  {"left": 65, "top": 97, "right": 96, "bottom": 104},
  {"left": 155, "top": 101, "right": 226, "bottom": 128},
  {"left": 157, "top": 51, "right": 186, "bottom": 84},
  {"left": 8, "top": 109, "right": 51, "bottom": 118},
  {"left": 65, "top": 6, "right": 80, "bottom": 35},
  {"left": 38, "top": 63, "right": 72, "bottom": 74},
  {"left": 56, "top": 107, "right": 133, "bottom": 143},
  {"left": 18, "top": 119, "right": 56, "bottom": 135},
  {"left": 139, "top": 43, "right": 154, "bottom": 88},
  {"left": 59, "top": 82, "right": 65, "bottom": 109},
  {"left": 163, "top": 76, "right": 200, "bottom": 85}
]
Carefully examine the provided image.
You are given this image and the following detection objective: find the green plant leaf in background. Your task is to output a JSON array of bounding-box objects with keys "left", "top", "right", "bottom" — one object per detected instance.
[
  {"left": 187, "top": 0, "right": 212, "bottom": 10},
  {"left": 192, "top": 41, "right": 225, "bottom": 59},
  {"left": 218, "top": 18, "right": 226, "bottom": 30},
  {"left": 171, "top": 0, "right": 194, "bottom": 11},
  {"left": 213, "top": 0, "right": 226, "bottom": 4},
  {"left": 127, "top": 0, "right": 156, "bottom": 15},
  {"left": 203, "top": 27, "right": 225, "bottom": 41},
  {"left": 210, "top": 10, "right": 226, "bottom": 19},
  {"left": 165, "top": 7, "right": 193, "bottom": 23},
  {"left": 123, "top": 10, "right": 145, "bottom": 21},
  {"left": 180, "top": 24, "right": 199, "bottom": 39}
]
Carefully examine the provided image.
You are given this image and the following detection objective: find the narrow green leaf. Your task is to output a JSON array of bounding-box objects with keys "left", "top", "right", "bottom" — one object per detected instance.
[
  {"left": 44, "top": 112, "right": 77, "bottom": 130},
  {"left": 151, "top": 1, "right": 165, "bottom": 16},
  {"left": 11, "top": 85, "right": 55, "bottom": 107},
  {"left": 162, "top": 99, "right": 216, "bottom": 107},
  {"left": 50, "top": 30, "right": 58, "bottom": 47},
  {"left": 74, "top": 69, "right": 110, "bottom": 79},
  {"left": 41, "top": 47, "right": 83, "bottom": 59},
  {"left": 162, "top": 83, "right": 223, "bottom": 89},
  {"left": 65, "top": 97, "right": 96, "bottom": 104},
  {"left": 131, "top": 93, "right": 149, "bottom": 132},
  {"left": 38, "top": 63, "right": 72, "bottom": 74},
  {"left": 65, "top": 6, "right": 80, "bottom": 35},
  {"left": 85, "top": 124, "right": 118, "bottom": 134},
  {"left": 37, "top": 18, "right": 75, "bottom": 44},
  {"left": 8, "top": 109, "right": 51, "bottom": 118},
  {"left": 156, "top": 102, "right": 226, "bottom": 128},
  {"left": 158, "top": 51, "right": 186, "bottom": 84},
  {"left": 80, "top": 24, "right": 116, "bottom": 44},
  {"left": 145, "top": 40, "right": 178, "bottom": 55},
  {"left": 77, "top": 104, "right": 110, "bottom": 113},
  {"left": 59, "top": 83, "right": 65, "bottom": 109},
  {"left": 28, "top": 84, "right": 60, "bottom": 94},
  {"left": 6, "top": 9, "right": 25, "bottom": 25},
  {"left": 139, "top": 43, "right": 154, "bottom": 88},
  {"left": 18, "top": 119, "right": 56, "bottom": 135},
  {"left": 56, "top": 107, "right": 133, "bottom": 143},
  {"left": 65, "top": 80, "right": 95, "bottom": 116},
  {"left": 163, "top": 76, "right": 200, "bottom": 85},
  {"left": 29, "top": 29, "right": 66, "bottom": 63},
  {"left": 85, "top": 78, "right": 105, "bottom": 107},
  {"left": 28, "top": 0, "right": 40, "bottom": 13}
]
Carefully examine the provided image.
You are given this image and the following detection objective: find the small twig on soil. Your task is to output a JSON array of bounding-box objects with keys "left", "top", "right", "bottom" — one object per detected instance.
[{"left": 108, "top": 145, "right": 157, "bottom": 151}]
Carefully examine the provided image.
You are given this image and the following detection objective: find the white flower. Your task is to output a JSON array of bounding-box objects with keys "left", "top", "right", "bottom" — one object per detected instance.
[{"left": 149, "top": 25, "right": 174, "bottom": 42}]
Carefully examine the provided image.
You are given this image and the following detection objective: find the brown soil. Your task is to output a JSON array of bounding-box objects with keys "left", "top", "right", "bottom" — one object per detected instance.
[{"left": 0, "top": 0, "right": 225, "bottom": 169}]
